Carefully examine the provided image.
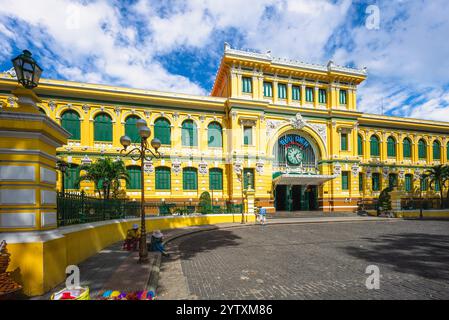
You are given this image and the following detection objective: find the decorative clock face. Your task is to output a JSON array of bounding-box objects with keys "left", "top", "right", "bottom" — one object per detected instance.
[{"left": 286, "top": 145, "right": 303, "bottom": 165}]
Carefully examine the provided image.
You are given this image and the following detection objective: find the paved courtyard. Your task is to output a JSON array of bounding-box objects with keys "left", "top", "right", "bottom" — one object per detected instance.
[{"left": 157, "top": 220, "right": 449, "bottom": 299}]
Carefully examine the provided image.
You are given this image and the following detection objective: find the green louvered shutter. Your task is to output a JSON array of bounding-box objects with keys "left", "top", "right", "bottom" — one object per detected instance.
[
  {"left": 318, "top": 89, "right": 327, "bottom": 104},
  {"left": 94, "top": 113, "right": 112, "bottom": 142},
  {"left": 389, "top": 174, "right": 397, "bottom": 188},
  {"left": 372, "top": 173, "right": 380, "bottom": 191},
  {"left": 342, "top": 172, "right": 349, "bottom": 190},
  {"left": 154, "top": 118, "right": 171, "bottom": 145},
  {"left": 403, "top": 138, "right": 412, "bottom": 158},
  {"left": 209, "top": 168, "right": 223, "bottom": 190},
  {"left": 433, "top": 141, "right": 441, "bottom": 160},
  {"left": 263, "top": 82, "right": 272, "bottom": 97},
  {"left": 370, "top": 136, "right": 380, "bottom": 157},
  {"left": 341, "top": 133, "right": 348, "bottom": 151},
  {"left": 339, "top": 90, "right": 347, "bottom": 104},
  {"left": 405, "top": 174, "right": 412, "bottom": 192},
  {"left": 242, "top": 77, "right": 252, "bottom": 93},
  {"left": 61, "top": 110, "right": 81, "bottom": 140},
  {"left": 359, "top": 173, "right": 364, "bottom": 192},
  {"left": 278, "top": 83, "right": 287, "bottom": 99},
  {"left": 387, "top": 137, "right": 396, "bottom": 157},
  {"left": 420, "top": 178, "right": 428, "bottom": 191},
  {"left": 183, "top": 168, "right": 197, "bottom": 190},
  {"left": 358, "top": 135, "right": 363, "bottom": 156},
  {"left": 182, "top": 120, "right": 197, "bottom": 147},
  {"left": 292, "top": 86, "right": 300, "bottom": 100},
  {"left": 155, "top": 167, "right": 171, "bottom": 190},
  {"left": 305, "top": 87, "right": 314, "bottom": 102},
  {"left": 208, "top": 122, "right": 222, "bottom": 148},
  {"left": 418, "top": 140, "right": 426, "bottom": 159},
  {"left": 127, "top": 166, "right": 141, "bottom": 190},
  {"left": 64, "top": 165, "right": 79, "bottom": 190},
  {"left": 125, "top": 116, "right": 141, "bottom": 143}
]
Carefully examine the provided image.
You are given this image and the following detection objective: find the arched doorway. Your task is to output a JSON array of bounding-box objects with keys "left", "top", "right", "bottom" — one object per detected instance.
[{"left": 272, "top": 132, "right": 332, "bottom": 212}]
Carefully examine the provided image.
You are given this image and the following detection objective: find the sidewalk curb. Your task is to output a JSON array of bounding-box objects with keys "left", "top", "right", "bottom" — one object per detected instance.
[{"left": 147, "top": 216, "right": 393, "bottom": 296}]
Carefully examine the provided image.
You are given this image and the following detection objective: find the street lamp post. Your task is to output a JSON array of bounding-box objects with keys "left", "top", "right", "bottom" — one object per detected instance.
[
  {"left": 12, "top": 50, "right": 43, "bottom": 90},
  {"left": 56, "top": 160, "right": 68, "bottom": 196},
  {"left": 120, "top": 120, "right": 161, "bottom": 263}
]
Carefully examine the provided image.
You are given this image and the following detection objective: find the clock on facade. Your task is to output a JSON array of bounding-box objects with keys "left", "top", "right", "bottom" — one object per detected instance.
[{"left": 286, "top": 145, "right": 303, "bottom": 165}]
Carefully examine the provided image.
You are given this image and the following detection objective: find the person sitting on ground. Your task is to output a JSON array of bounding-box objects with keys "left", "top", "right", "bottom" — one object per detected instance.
[
  {"left": 123, "top": 224, "right": 140, "bottom": 251},
  {"left": 150, "top": 230, "right": 169, "bottom": 257}
]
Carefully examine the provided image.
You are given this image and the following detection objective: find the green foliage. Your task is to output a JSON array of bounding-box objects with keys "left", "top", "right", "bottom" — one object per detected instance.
[
  {"left": 423, "top": 164, "right": 449, "bottom": 209},
  {"left": 199, "top": 191, "right": 212, "bottom": 214},
  {"left": 378, "top": 187, "right": 392, "bottom": 214},
  {"left": 76, "top": 157, "right": 129, "bottom": 199}
]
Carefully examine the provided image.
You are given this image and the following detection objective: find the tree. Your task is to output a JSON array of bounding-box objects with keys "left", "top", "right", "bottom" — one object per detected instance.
[
  {"left": 77, "top": 157, "right": 129, "bottom": 199},
  {"left": 199, "top": 191, "right": 212, "bottom": 214},
  {"left": 378, "top": 187, "right": 392, "bottom": 215},
  {"left": 423, "top": 164, "right": 449, "bottom": 209}
]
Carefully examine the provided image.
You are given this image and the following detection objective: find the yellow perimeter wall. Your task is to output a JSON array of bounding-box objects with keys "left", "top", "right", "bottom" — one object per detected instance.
[{"left": 6, "top": 214, "right": 254, "bottom": 296}]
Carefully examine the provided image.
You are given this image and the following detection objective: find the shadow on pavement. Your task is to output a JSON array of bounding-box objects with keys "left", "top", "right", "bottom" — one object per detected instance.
[{"left": 344, "top": 232, "right": 449, "bottom": 281}]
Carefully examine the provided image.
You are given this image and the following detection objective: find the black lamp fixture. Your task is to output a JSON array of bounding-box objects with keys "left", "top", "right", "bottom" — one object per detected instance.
[{"left": 11, "top": 50, "right": 43, "bottom": 89}]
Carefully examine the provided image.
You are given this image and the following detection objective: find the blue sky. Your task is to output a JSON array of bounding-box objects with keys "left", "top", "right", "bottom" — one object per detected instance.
[{"left": 1, "top": 0, "right": 449, "bottom": 121}]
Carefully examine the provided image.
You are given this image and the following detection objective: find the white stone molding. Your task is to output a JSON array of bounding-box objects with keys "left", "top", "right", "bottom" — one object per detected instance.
[{"left": 0, "top": 165, "right": 35, "bottom": 181}]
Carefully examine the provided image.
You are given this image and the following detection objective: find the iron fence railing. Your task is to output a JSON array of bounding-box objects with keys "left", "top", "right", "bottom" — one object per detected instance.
[
  {"left": 57, "top": 192, "right": 244, "bottom": 227},
  {"left": 401, "top": 198, "right": 445, "bottom": 210}
]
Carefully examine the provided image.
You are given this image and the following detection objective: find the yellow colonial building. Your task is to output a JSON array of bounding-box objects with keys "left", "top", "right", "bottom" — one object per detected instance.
[{"left": 1, "top": 43, "right": 449, "bottom": 214}]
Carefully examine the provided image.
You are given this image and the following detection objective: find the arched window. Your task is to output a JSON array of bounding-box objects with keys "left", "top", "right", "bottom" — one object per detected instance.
[
  {"left": 125, "top": 115, "right": 141, "bottom": 143},
  {"left": 182, "top": 120, "right": 197, "bottom": 147},
  {"left": 418, "top": 139, "right": 427, "bottom": 159},
  {"left": 433, "top": 140, "right": 441, "bottom": 160},
  {"left": 209, "top": 168, "right": 223, "bottom": 190},
  {"left": 370, "top": 135, "right": 380, "bottom": 157},
  {"left": 208, "top": 122, "right": 222, "bottom": 148},
  {"left": 388, "top": 173, "right": 398, "bottom": 188},
  {"left": 357, "top": 134, "right": 363, "bottom": 156},
  {"left": 403, "top": 138, "right": 412, "bottom": 158},
  {"left": 61, "top": 110, "right": 81, "bottom": 140},
  {"left": 183, "top": 167, "right": 198, "bottom": 190},
  {"left": 64, "top": 164, "right": 79, "bottom": 190},
  {"left": 387, "top": 136, "right": 396, "bottom": 157},
  {"left": 155, "top": 167, "right": 171, "bottom": 190},
  {"left": 154, "top": 117, "right": 171, "bottom": 145},
  {"left": 405, "top": 174, "right": 413, "bottom": 192},
  {"left": 94, "top": 113, "right": 113, "bottom": 142},
  {"left": 127, "top": 166, "right": 141, "bottom": 190}
]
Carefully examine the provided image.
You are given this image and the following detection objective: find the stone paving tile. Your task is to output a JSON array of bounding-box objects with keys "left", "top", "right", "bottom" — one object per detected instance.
[{"left": 158, "top": 220, "right": 449, "bottom": 300}]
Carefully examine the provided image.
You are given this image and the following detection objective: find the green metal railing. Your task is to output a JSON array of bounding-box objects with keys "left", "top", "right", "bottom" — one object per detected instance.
[{"left": 57, "top": 191, "right": 140, "bottom": 227}]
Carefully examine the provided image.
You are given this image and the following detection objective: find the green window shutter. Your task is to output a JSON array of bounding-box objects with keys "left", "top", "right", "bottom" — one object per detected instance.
[
  {"left": 61, "top": 110, "right": 81, "bottom": 140},
  {"left": 387, "top": 137, "right": 396, "bottom": 157},
  {"left": 155, "top": 167, "right": 171, "bottom": 190},
  {"left": 182, "top": 120, "right": 197, "bottom": 147},
  {"left": 127, "top": 166, "right": 141, "bottom": 190},
  {"left": 372, "top": 173, "right": 380, "bottom": 191},
  {"left": 154, "top": 118, "right": 171, "bottom": 145},
  {"left": 339, "top": 90, "right": 347, "bottom": 104},
  {"left": 403, "top": 139, "right": 412, "bottom": 158},
  {"left": 94, "top": 113, "right": 112, "bottom": 142},
  {"left": 263, "top": 82, "right": 272, "bottom": 97},
  {"left": 209, "top": 168, "right": 223, "bottom": 190},
  {"left": 292, "top": 86, "right": 300, "bottom": 100},
  {"left": 418, "top": 140, "right": 426, "bottom": 159},
  {"left": 405, "top": 175, "right": 412, "bottom": 192},
  {"left": 420, "top": 178, "right": 428, "bottom": 191},
  {"left": 358, "top": 135, "right": 363, "bottom": 156},
  {"left": 341, "top": 171, "right": 349, "bottom": 190},
  {"left": 208, "top": 122, "right": 222, "bottom": 148},
  {"left": 243, "top": 168, "right": 255, "bottom": 189},
  {"left": 125, "top": 116, "right": 141, "bottom": 143},
  {"left": 359, "top": 173, "right": 364, "bottom": 192},
  {"left": 183, "top": 168, "right": 197, "bottom": 190},
  {"left": 341, "top": 133, "right": 348, "bottom": 151},
  {"left": 305, "top": 87, "right": 314, "bottom": 102},
  {"left": 243, "top": 126, "right": 253, "bottom": 145},
  {"left": 433, "top": 141, "right": 441, "bottom": 160},
  {"left": 242, "top": 77, "right": 252, "bottom": 93},
  {"left": 278, "top": 83, "right": 287, "bottom": 99},
  {"left": 370, "top": 136, "right": 380, "bottom": 157},
  {"left": 64, "top": 165, "right": 79, "bottom": 190},
  {"left": 318, "top": 89, "right": 327, "bottom": 104}
]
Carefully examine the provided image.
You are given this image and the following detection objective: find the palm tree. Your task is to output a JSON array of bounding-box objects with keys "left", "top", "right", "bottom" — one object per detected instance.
[
  {"left": 77, "top": 157, "right": 129, "bottom": 199},
  {"left": 422, "top": 164, "right": 449, "bottom": 209}
]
